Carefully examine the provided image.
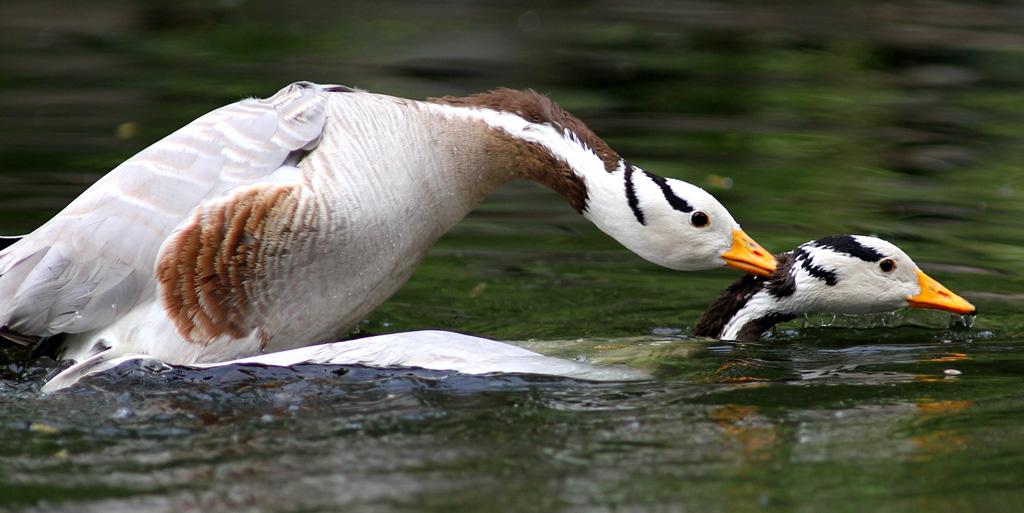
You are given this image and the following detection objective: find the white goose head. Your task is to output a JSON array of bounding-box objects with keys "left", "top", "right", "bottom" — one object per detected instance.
[
  {"left": 693, "top": 234, "right": 976, "bottom": 341},
  {"left": 594, "top": 162, "right": 771, "bottom": 274}
]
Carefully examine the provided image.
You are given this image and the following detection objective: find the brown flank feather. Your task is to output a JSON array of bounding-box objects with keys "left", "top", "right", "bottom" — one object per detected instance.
[{"left": 156, "top": 184, "right": 307, "bottom": 346}]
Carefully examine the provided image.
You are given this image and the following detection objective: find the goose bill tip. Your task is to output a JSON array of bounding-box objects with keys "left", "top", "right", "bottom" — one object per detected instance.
[
  {"left": 721, "top": 229, "right": 777, "bottom": 278},
  {"left": 906, "top": 269, "right": 976, "bottom": 316}
]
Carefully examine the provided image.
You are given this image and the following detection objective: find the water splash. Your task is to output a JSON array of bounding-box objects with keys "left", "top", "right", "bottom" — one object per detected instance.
[
  {"left": 952, "top": 314, "right": 976, "bottom": 329},
  {"left": 796, "top": 310, "right": 970, "bottom": 331},
  {"left": 802, "top": 313, "right": 838, "bottom": 328}
]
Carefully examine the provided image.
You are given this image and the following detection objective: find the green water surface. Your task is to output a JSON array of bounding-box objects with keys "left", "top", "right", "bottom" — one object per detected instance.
[{"left": 0, "top": 1, "right": 1022, "bottom": 512}]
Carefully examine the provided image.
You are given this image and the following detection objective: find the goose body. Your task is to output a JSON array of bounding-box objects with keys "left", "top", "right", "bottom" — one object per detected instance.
[
  {"left": 692, "top": 235, "right": 976, "bottom": 341},
  {"left": 0, "top": 82, "right": 775, "bottom": 374}
]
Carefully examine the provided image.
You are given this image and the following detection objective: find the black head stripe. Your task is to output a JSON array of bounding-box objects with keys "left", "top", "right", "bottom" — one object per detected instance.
[
  {"left": 623, "top": 165, "right": 695, "bottom": 226},
  {"left": 810, "top": 235, "right": 884, "bottom": 262},
  {"left": 624, "top": 163, "right": 645, "bottom": 225},
  {"left": 643, "top": 169, "right": 694, "bottom": 213},
  {"left": 794, "top": 247, "right": 838, "bottom": 286}
]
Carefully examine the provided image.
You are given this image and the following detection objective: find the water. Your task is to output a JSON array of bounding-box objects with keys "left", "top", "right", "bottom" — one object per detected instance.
[{"left": 1, "top": 1, "right": 1023, "bottom": 511}]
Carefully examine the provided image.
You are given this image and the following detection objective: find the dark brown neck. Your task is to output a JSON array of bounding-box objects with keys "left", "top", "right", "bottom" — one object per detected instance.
[
  {"left": 429, "top": 88, "right": 620, "bottom": 171},
  {"left": 691, "top": 252, "right": 798, "bottom": 341},
  {"left": 428, "top": 89, "right": 623, "bottom": 214}
]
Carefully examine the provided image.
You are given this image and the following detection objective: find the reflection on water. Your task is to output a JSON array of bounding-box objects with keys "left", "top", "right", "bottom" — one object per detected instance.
[{"left": 1, "top": 0, "right": 1024, "bottom": 511}]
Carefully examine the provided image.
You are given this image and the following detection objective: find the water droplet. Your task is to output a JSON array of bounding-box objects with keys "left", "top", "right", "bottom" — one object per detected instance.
[
  {"left": 960, "top": 314, "right": 976, "bottom": 328},
  {"left": 111, "top": 407, "right": 133, "bottom": 420},
  {"left": 816, "top": 313, "right": 836, "bottom": 327}
]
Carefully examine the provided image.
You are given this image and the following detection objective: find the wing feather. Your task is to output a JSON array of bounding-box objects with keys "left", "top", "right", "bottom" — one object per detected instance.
[{"left": 0, "top": 82, "right": 333, "bottom": 337}]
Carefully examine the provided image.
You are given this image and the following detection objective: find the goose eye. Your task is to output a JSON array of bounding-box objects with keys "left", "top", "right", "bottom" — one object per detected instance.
[
  {"left": 879, "top": 258, "right": 896, "bottom": 273},
  {"left": 690, "top": 211, "right": 710, "bottom": 228}
]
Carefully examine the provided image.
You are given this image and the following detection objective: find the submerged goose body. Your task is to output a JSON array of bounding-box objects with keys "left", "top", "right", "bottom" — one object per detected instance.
[
  {"left": 41, "top": 330, "right": 652, "bottom": 392},
  {"left": 693, "top": 235, "right": 976, "bottom": 341},
  {"left": 1, "top": 82, "right": 775, "bottom": 373}
]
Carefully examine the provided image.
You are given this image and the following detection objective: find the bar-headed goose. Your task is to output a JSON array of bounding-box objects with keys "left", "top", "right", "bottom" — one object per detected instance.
[
  {"left": 0, "top": 82, "right": 775, "bottom": 373},
  {"left": 37, "top": 236, "right": 976, "bottom": 392},
  {"left": 692, "top": 235, "right": 976, "bottom": 341}
]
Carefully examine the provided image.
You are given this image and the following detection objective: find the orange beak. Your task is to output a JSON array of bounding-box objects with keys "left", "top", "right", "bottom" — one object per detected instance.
[
  {"left": 906, "top": 269, "right": 977, "bottom": 315},
  {"left": 720, "top": 229, "right": 777, "bottom": 278}
]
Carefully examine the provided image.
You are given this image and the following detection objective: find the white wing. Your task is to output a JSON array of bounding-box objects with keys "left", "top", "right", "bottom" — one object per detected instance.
[
  {"left": 211, "top": 330, "right": 652, "bottom": 381},
  {"left": 0, "top": 82, "right": 336, "bottom": 337}
]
